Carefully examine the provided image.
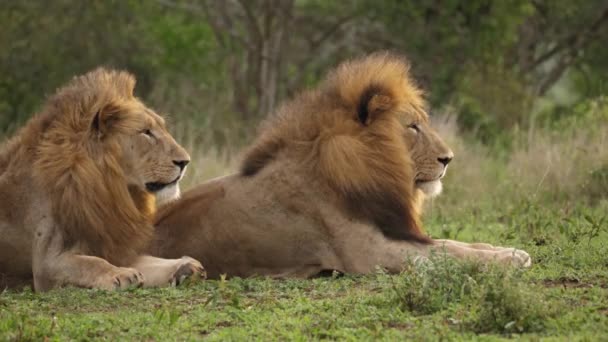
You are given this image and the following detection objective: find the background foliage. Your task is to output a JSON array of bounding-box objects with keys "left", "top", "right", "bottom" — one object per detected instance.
[{"left": 1, "top": 0, "right": 607, "bottom": 141}]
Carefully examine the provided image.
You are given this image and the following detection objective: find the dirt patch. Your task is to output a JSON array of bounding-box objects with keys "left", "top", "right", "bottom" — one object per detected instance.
[
  {"left": 542, "top": 277, "right": 607, "bottom": 289},
  {"left": 387, "top": 321, "right": 414, "bottom": 330}
]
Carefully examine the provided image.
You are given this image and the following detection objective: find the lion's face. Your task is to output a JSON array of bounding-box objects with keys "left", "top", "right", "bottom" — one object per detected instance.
[
  {"left": 403, "top": 117, "right": 453, "bottom": 197},
  {"left": 115, "top": 106, "right": 190, "bottom": 205}
]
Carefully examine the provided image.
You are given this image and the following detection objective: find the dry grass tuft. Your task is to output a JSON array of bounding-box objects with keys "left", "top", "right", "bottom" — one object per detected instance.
[
  {"left": 507, "top": 125, "right": 608, "bottom": 200},
  {"left": 431, "top": 103, "right": 608, "bottom": 211}
]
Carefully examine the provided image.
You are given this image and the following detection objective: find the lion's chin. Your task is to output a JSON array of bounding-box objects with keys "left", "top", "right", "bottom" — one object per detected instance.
[
  {"left": 416, "top": 180, "right": 443, "bottom": 197},
  {"left": 155, "top": 184, "right": 181, "bottom": 206}
]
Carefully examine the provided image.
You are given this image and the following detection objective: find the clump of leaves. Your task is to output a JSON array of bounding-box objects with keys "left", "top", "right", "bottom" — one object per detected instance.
[
  {"left": 464, "top": 265, "right": 549, "bottom": 334},
  {"left": 389, "top": 253, "right": 552, "bottom": 334},
  {"left": 560, "top": 211, "right": 607, "bottom": 245},
  {"left": 389, "top": 253, "right": 482, "bottom": 315}
]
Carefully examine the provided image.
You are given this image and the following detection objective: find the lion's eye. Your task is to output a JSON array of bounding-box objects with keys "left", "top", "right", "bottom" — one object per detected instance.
[
  {"left": 408, "top": 124, "right": 420, "bottom": 133},
  {"left": 142, "top": 129, "right": 155, "bottom": 138}
]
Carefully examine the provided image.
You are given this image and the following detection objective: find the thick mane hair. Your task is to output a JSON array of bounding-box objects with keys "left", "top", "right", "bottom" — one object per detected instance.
[
  {"left": 241, "top": 52, "right": 431, "bottom": 243},
  {"left": 13, "top": 68, "right": 156, "bottom": 266}
]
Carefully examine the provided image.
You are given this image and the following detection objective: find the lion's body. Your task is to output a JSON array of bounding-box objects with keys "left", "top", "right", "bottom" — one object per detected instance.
[
  {"left": 0, "top": 115, "right": 58, "bottom": 284},
  {"left": 153, "top": 168, "right": 429, "bottom": 279},
  {"left": 0, "top": 69, "right": 204, "bottom": 291},
  {"left": 153, "top": 53, "right": 531, "bottom": 278}
]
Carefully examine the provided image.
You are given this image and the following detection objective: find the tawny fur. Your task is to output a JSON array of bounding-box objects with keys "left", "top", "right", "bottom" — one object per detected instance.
[{"left": 241, "top": 52, "right": 430, "bottom": 242}]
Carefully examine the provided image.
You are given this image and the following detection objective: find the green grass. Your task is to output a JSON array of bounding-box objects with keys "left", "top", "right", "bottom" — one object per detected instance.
[{"left": 2, "top": 199, "right": 607, "bottom": 341}]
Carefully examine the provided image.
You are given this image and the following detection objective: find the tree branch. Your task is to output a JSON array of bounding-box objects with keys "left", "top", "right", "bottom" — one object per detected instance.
[
  {"left": 527, "top": 6, "right": 608, "bottom": 72},
  {"left": 236, "top": 0, "right": 263, "bottom": 46},
  {"left": 286, "top": 12, "right": 360, "bottom": 94},
  {"left": 535, "top": 7, "right": 608, "bottom": 94},
  {"left": 309, "top": 12, "right": 358, "bottom": 51}
]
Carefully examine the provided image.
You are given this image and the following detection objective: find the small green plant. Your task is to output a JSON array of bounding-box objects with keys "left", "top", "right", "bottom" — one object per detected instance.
[
  {"left": 389, "top": 254, "right": 552, "bottom": 334},
  {"left": 154, "top": 308, "right": 182, "bottom": 326},
  {"left": 560, "top": 209, "right": 608, "bottom": 245},
  {"left": 389, "top": 253, "right": 482, "bottom": 315},
  {"left": 464, "top": 267, "right": 550, "bottom": 334}
]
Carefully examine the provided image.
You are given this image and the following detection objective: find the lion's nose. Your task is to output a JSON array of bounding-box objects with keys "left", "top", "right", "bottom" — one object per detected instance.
[
  {"left": 173, "top": 160, "right": 190, "bottom": 171},
  {"left": 437, "top": 155, "right": 453, "bottom": 166}
]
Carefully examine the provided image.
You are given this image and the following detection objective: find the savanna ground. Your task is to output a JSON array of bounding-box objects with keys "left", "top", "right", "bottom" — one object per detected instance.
[{"left": 1, "top": 100, "right": 607, "bottom": 341}]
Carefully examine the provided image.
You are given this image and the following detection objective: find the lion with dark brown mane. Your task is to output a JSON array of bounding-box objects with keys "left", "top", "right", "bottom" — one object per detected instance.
[
  {"left": 0, "top": 69, "right": 205, "bottom": 291},
  {"left": 152, "top": 53, "right": 531, "bottom": 279}
]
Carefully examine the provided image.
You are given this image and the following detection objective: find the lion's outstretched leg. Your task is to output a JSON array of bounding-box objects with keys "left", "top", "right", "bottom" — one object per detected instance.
[
  {"left": 32, "top": 223, "right": 144, "bottom": 292},
  {"left": 34, "top": 254, "right": 144, "bottom": 291},
  {"left": 434, "top": 239, "right": 509, "bottom": 251},
  {"left": 33, "top": 248, "right": 144, "bottom": 292},
  {"left": 431, "top": 239, "right": 531, "bottom": 267},
  {"left": 130, "top": 255, "right": 206, "bottom": 287}
]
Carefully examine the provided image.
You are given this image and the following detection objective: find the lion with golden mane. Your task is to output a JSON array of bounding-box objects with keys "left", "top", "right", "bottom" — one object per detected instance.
[
  {"left": 152, "top": 53, "right": 531, "bottom": 278},
  {"left": 0, "top": 69, "right": 205, "bottom": 291}
]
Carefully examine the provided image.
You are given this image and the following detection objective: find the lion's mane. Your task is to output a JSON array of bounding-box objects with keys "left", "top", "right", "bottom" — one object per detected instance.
[
  {"left": 241, "top": 52, "right": 431, "bottom": 243},
  {"left": 20, "top": 69, "right": 156, "bottom": 265}
]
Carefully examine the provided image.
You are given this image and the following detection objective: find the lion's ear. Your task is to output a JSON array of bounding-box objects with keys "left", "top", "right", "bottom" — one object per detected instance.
[
  {"left": 90, "top": 105, "right": 120, "bottom": 137},
  {"left": 357, "top": 85, "right": 394, "bottom": 125}
]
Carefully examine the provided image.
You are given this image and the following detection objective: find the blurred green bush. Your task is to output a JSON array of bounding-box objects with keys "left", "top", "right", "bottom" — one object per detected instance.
[{"left": 1, "top": 0, "right": 606, "bottom": 145}]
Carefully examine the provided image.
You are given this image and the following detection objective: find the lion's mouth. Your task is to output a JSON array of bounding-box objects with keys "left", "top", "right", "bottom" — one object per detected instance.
[
  {"left": 415, "top": 168, "right": 447, "bottom": 185},
  {"left": 145, "top": 176, "right": 180, "bottom": 193},
  {"left": 415, "top": 177, "right": 440, "bottom": 185},
  {"left": 415, "top": 179, "right": 443, "bottom": 197}
]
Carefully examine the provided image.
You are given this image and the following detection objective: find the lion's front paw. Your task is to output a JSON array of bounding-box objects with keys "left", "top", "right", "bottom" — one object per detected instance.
[
  {"left": 170, "top": 256, "right": 206, "bottom": 286},
  {"left": 497, "top": 248, "right": 532, "bottom": 268},
  {"left": 96, "top": 267, "right": 145, "bottom": 290}
]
